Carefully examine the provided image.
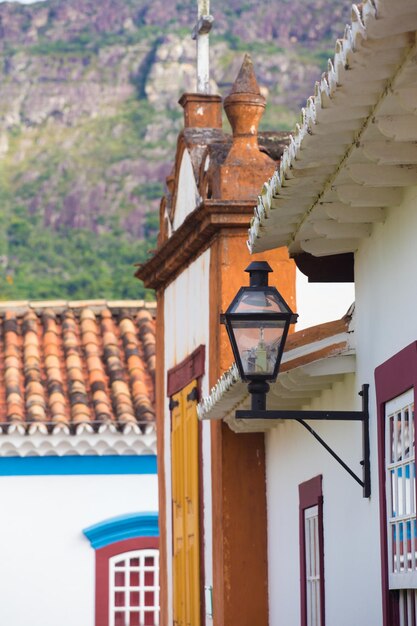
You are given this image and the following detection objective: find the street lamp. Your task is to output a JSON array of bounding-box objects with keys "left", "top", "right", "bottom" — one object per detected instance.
[
  {"left": 220, "top": 261, "right": 371, "bottom": 498},
  {"left": 221, "top": 261, "right": 297, "bottom": 410}
]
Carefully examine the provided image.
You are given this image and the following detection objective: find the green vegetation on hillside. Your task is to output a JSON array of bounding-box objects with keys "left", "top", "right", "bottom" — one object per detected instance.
[
  {"left": 0, "top": 99, "right": 167, "bottom": 300},
  {"left": 0, "top": 211, "right": 155, "bottom": 301},
  {"left": 0, "top": 0, "right": 350, "bottom": 301}
]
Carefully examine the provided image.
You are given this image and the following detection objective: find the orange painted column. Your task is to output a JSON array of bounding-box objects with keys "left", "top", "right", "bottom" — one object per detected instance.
[{"left": 210, "top": 232, "right": 296, "bottom": 626}]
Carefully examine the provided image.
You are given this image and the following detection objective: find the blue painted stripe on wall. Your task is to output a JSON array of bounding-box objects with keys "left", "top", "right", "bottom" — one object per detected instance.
[
  {"left": 83, "top": 512, "right": 159, "bottom": 548},
  {"left": 0, "top": 455, "right": 157, "bottom": 476}
]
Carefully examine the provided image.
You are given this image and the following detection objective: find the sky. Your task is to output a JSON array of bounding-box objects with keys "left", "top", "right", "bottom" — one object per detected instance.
[{"left": 296, "top": 271, "right": 355, "bottom": 331}]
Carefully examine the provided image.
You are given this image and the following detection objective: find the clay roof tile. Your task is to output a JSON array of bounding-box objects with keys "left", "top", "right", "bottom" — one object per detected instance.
[
  {"left": 0, "top": 302, "right": 156, "bottom": 434},
  {"left": 80, "top": 308, "right": 96, "bottom": 321}
]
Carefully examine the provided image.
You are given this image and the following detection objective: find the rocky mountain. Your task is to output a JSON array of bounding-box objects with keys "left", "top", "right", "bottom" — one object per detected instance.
[{"left": 0, "top": 0, "right": 351, "bottom": 299}]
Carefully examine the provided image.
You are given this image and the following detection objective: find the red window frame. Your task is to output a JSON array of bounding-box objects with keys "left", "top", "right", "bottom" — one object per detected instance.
[
  {"left": 95, "top": 536, "right": 159, "bottom": 626},
  {"left": 375, "top": 341, "right": 417, "bottom": 626},
  {"left": 299, "top": 475, "right": 325, "bottom": 626}
]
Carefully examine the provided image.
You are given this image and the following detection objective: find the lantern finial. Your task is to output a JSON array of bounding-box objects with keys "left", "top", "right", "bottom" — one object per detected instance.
[{"left": 245, "top": 261, "right": 273, "bottom": 287}]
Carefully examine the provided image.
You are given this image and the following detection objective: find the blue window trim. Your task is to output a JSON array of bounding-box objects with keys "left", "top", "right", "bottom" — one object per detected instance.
[
  {"left": 0, "top": 455, "right": 157, "bottom": 476},
  {"left": 83, "top": 512, "right": 159, "bottom": 549}
]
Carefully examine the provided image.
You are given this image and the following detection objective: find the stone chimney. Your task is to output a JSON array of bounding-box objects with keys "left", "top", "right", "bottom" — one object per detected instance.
[
  {"left": 213, "top": 54, "right": 276, "bottom": 200},
  {"left": 178, "top": 93, "right": 222, "bottom": 129}
]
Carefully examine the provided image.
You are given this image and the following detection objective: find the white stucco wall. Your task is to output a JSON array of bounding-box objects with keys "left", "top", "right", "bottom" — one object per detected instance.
[
  {"left": 266, "top": 186, "right": 417, "bottom": 625},
  {"left": 164, "top": 248, "right": 210, "bottom": 369},
  {"left": 163, "top": 248, "right": 213, "bottom": 626},
  {"left": 355, "top": 185, "right": 417, "bottom": 379},
  {"left": 266, "top": 376, "right": 381, "bottom": 626},
  {"left": 172, "top": 149, "right": 200, "bottom": 231},
  {"left": 0, "top": 473, "right": 158, "bottom": 626}
]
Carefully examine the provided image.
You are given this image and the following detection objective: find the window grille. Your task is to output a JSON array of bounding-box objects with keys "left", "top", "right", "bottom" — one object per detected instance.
[
  {"left": 399, "top": 589, "right": 417, "bottom": 625},
  {"left": 109, "top": 549, "right": 160, "bottom": 626},
  {"left": 305, "top": 505, "right": 321, "bottom": 626},
  {"left": 386, "top": 389, "right": 417, "bottom": 626},
  {"left": 386, "top": 389, "right": 416, "bottom": 587}
]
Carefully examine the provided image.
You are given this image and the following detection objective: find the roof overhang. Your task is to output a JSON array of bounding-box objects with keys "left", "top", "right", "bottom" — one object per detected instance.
[
  {"left": 198, "top": 313, "right": 355, "bottom": 433},
  {"left": 248, "top": 0, "right": 417, "bottom": 258}
]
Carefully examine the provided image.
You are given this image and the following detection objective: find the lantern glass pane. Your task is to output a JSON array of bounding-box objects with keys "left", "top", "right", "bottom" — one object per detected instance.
[
  {"left": 230, "top": 319, "right": 286, "bottom": 376},
  {"left": 230, "top": 289, "right": 291, "bottom": 315}
]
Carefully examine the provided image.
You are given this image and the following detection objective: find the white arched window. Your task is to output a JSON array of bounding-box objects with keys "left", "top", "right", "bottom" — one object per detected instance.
[{"left": 109, "top": 549, "right": 160, "bottom": 626}]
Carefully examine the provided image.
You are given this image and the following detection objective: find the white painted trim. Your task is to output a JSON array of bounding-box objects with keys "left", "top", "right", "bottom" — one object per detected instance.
[{"left": 0, "top": 430, "right": 156, "bottom": 457}]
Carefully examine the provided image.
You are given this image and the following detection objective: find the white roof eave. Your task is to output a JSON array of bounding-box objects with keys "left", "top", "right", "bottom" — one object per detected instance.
[
  {"left": 0, "top": 429, "right": 157, "bottom": 457},
  {"left": 248, "top": 0, "right": 417, "bottom": 257}
]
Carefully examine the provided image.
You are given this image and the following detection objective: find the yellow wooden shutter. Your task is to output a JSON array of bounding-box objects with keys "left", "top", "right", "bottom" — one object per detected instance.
[
  {"left": 171, "top": 380, "right": 200, "bottom": 626},
  {"left": 172, "top": 391, "right": 186, "bottom": 626},
  {"left": 184, "top": 381, "right": 200, "bottom": 626}
]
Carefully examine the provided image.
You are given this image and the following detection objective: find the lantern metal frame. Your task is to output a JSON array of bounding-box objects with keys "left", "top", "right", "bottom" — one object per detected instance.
[
  {"left": 221, "top": 261, "right": 297, "bottom": 411},
  {"left": 221, "top": 262, "right": 371, "bottom": 499},
  {"left": 221, "top": 290, "right": 297, "bottom": 382}
]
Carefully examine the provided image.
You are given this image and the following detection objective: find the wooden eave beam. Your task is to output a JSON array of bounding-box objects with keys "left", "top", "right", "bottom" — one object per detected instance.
[
  {"left": 294, "top": 252, "right": 354, "bottom": 282},
  {"left": 135, "top": 200, "right": 256, "bottom": 290}
]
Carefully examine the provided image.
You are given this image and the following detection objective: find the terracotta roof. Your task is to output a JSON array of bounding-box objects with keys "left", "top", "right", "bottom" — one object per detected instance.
[
  {"left": 0, "top": 301, "right": 156, "bottom": 436},
  {"left": 197, "top": 308, "right": 355, "bottom": 432},
  {"left": 248, "top": 0, "right": 417, "bottom": 256}
]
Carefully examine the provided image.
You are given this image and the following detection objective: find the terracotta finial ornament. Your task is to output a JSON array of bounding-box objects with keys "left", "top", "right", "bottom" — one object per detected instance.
[
  {"left": 223, "top": 53, "right": 266, "bottom": 143},
  {"left": 228, "top": 53, "right": 262, "bottom": 96},
  {"left": 213, "top": 54, "right": 274, "bottom": 200}
]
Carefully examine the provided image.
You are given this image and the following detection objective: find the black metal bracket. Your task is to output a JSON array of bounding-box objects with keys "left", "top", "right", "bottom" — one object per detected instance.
[{"left": 235, "top": 384, "right": 370, "bottom": 498}]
